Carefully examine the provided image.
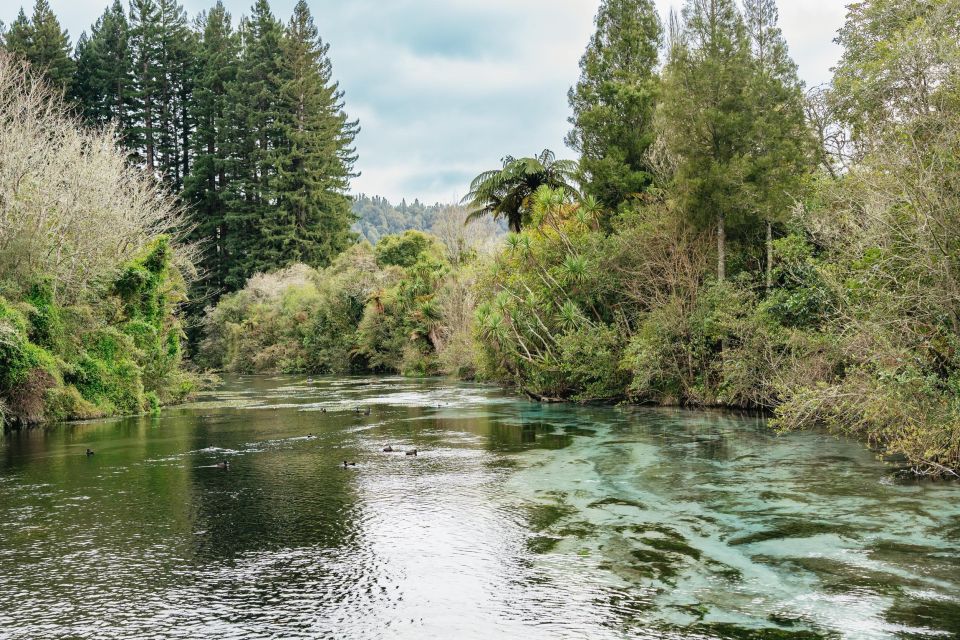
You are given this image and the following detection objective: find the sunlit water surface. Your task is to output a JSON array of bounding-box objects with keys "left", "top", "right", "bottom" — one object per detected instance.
[{"left": 1, "top": 376, "right": 958, "bottom": 639}]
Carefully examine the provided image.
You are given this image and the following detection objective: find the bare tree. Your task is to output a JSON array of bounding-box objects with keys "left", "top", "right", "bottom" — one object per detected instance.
[{"left": 0, "top": 52, "right": 192, "bottom": 303}]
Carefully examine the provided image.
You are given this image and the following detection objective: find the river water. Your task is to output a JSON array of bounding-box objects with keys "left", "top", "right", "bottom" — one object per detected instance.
[{"left": 0, "top": 376, "right": 958, "bottom": 639}]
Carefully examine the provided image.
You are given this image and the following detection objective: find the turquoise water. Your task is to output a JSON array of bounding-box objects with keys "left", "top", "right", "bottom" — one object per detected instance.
[{"left": 0, "top": 376, "right": 957, "bottom": 639}]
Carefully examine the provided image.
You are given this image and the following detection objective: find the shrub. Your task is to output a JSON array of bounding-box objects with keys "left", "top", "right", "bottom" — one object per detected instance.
[
  {"left": 44, "top": 386, "right": 102, "bottom": 423},
  {"left": 374, "top": 230, "right": 442, "bottom": 267}
]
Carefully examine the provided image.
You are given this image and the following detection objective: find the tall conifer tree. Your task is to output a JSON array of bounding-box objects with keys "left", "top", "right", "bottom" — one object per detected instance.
[
  {"left": 130, "top": 0, "right": 163, "bottom": 173},
  {"left": 278, "top": 0, "right": 358, "bottom": 267},
  {"left": 742, "top": 0, "right": 811, "bottom": 289},
  {"left": 660, "top": 0, "right": 753, "bottom": 281},
  {"left": 567, "top": 0, "right": 662, "bottom": 211},
  {"left": 3, "top": 10, "right": 33, "bottom": 61},
  {"left": 184, "top": 1, "right": 239, "bottom": 301},
  {"left": 3, "top": 1, "right": 73, "bottom": 91},
  {"left": 222, "top": 0, "right": 288, "bottom": 287},
  {"left": 71, "top": 0, "right": 133, "bottom": 139},
  {"left": 154, "top": 0, "right": 193, "bottom": 189}
]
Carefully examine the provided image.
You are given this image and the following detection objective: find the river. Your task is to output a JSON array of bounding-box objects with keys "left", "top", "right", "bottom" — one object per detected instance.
[{"left": 0, "top": 376, "right": 958, "bottom": 639}]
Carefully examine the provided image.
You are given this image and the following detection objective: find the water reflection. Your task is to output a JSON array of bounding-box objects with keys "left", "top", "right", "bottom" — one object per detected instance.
[{"left": 0, "top": 375, "right": 957, "bottom": 639}]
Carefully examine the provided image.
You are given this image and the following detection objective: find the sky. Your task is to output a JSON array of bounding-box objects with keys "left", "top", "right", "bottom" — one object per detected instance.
[{"left": 2, "top": 0, "right": 849, "bottom": 204}]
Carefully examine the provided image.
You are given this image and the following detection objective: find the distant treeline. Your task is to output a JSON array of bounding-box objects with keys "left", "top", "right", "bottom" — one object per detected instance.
[
  {"left": 352, "top": 195, "right": 506, "bottom": 245},
  {"left": 0, "top": 0, "right": 358, "bottom": 303}
]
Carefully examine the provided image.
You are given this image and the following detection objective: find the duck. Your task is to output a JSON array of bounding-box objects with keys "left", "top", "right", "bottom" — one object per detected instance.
[
  {"left": 405, "top": 449, "right": 418, "bottom": 457},
  {"left": 307, "top": 434, "right": 316, "bottom": 439},
  {"left": 342, "top": 460, "right": 357, "bottom": 468},
  {"left": 215, "top": 460, "right": 230, "bottom": 469},
  {"left": 85, "top": 448, "right": 95, "bottom": 456},
  {"left": 321, "top": 408, "right": 327, "bottom": 413},
  {"left": 363, "top": 408, "right": 371, "bottom": 416},
  {"left": 382, "top": 445, "right": 394, "bottom": 453}
]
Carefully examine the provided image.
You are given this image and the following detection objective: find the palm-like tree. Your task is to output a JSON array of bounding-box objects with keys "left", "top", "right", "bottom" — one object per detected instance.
[{"left": 462, "top": 149, "right": 579, "bottom": 232}]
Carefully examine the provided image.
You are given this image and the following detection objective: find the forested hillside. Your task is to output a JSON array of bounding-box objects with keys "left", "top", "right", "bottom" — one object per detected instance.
[
  {"left": 352, "top": 196, "right": 444, "bottom": 244},
  {"left": 352, "top": 195, "right": 505, "bottom": 246}
]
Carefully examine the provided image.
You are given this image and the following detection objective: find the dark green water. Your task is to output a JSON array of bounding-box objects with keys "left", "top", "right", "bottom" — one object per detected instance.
[{"left": 1, "top": 376, "right": 958, "bottom": 639}]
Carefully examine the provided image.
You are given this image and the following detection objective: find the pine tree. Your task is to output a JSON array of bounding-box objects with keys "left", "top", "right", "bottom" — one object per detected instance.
[
  {"left": 27, "top": 0, "right": 74, "bottom": 91},
  {"left": 278, "top": 0, "right": 358, "bottom": 267},
  {"left": 71, "top": 0, "right": 133, "bottom": 140},
  {"left": 130, "top": 0, "right": 163, "bottom": 173},
  {"left": 660, "top": 0, "right": 754, "bottom": 281},
  {"left": 742, "top": 0, "right": 812, "bottom": 290},
  {"left": 566, "top": 0, "right": 662, "bottom": 211},
  {"left": 222, "top": 0, "right": 288, "bottom": 287},
  {"left": 3, "top": 1, "right": 73, "bottom": 92},
  {"left": 184, "top": 1, "right": 239, "bottom": 302},
  {"left": 3, "top": 10, "right": 31, "bottom": 57},
  {"left": 154, "top": 0, "right": 193, "bottom": 189}
]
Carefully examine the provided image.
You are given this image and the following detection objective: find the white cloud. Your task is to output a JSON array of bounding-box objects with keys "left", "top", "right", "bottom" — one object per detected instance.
[{"left": 7, "top": 0, "right": 848, "bottom": 203}]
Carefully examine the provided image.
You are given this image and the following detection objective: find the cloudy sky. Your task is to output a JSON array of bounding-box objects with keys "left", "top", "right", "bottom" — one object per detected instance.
[{"left": 3, "top": 0, "right": 848, "bottom": 204}]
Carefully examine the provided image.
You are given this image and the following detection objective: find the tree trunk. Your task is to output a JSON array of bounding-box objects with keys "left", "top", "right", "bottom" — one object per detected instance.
[
  {"left": 717, "top": 212, "right": 726, "bottom": 282},
  {"left": 766, "top": 220, "right": 773, "bottom": 293}
]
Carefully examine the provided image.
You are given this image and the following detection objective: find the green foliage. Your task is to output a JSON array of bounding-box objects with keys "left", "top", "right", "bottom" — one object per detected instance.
[
  {"left": 353, "top": 196, "right": 448, "bottom": 244},
  {"left": 44, "top": 385, "right": 102, "bottom": 423},
  {"left": 0, "top": 298, "right": 55, "bottom": 392},
  {"left": 566, "top": 0, "right": 662, "bottom": 211},
  {"left": 25, "top": 279, "right": 65, "bottom": 351},
  {"left": 374, "top": 230, "right": 441, "bottom": 268},
  {"left": 557, "top": 325, "right": 629, "bottom": 402},
  {"left": 199, "top": 231, "right": 478, "bottom": 379},
  {"left": 1, "top": 0, "right": 74, "bottom": 91},
  {"left": 462, "top": 150, "right": 579, "bottom": 232},
  {"left": 71, "top": 0, "right": 133, "bottom": 136},
  {"left": 474, "top": 187, "right": 628, "bottom": 401},
  {"left": 0, "top": 236, "right": 192, "bottom": 427}
]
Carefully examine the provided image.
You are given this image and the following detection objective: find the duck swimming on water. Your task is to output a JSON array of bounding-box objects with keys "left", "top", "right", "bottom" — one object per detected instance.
[
  {"left": 85, "top": 448, "right": 95, "bottom": 456},
  {"left": 215, "top": 460, "right": 230, "bottom": 469},
  {"left": 406, "top": 449, "right": 418, "bottom": 457},
  {"left": 343, "top": 460, "right": 357, "bottom": 468},
  {"left": 382, "top": 445, "right": 394, "bottom": 452}
]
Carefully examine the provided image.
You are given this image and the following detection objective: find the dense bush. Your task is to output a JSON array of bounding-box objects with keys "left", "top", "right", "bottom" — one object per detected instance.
[
  {"left": 0, "top": 55, "right": 196, "bottom": 427},
  {"left": 199, "top": 232, "right": 482, "bottom": 378},
  {"left": 0, "top": 237, "right": 194, "bottom": 427}
]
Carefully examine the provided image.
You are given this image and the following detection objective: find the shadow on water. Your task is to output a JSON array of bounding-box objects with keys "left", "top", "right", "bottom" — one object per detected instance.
[{"left": 0, "top": 375, "right": 958, "bottom": 639}]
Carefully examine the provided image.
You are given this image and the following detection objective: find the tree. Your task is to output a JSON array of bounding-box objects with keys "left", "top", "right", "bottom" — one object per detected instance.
[
  {"left": 832, "top": 0, "right": 960, "bottom": 151},
  {"left": 2, "top": 1, "right": 73, "bottom": 92},
  {"left": 222, "top": 0, "right": 289, "bottom": 287},
  {"left": 462, "top": 150, "right": 579, "bottom": 233},
  {"left": 130, "top": 0, "right": 163, "bottom": 173},
  {"left": 154, "top": 0, "right": 194, "bottom": 189},
  {"left": 71, "top": 0, "right": 133, "bottom": 139},
  {"left": 276, "top": 0, "right": 358, "bottom": 268},
  {"left": 183, "top": 1, "right": 239, "bottom": 303},
  {"left": 742, "top": 0, "right": 812, "bottom": 290},
  {"left": 566, "top": 0, "right": 662, "bottom": 211},
  {"left": 660, "top": 0, "right": 754, "bottom": 282},
  {"left": 3, "top": 10, "right": 32, "bottom": 59}
]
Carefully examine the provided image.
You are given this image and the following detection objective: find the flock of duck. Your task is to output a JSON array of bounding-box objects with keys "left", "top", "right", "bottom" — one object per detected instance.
[
  {"left": 82, "top": 404, "right": 423, "bottom": 470},
  {"left": 85, "top": 399, "right": 436, "bottom": 470}
]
